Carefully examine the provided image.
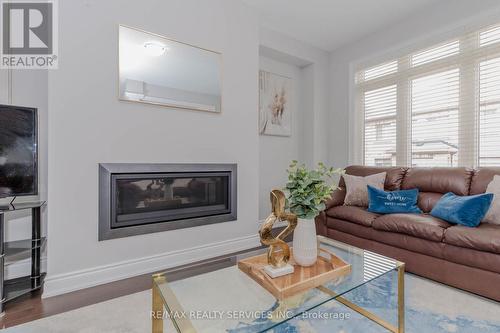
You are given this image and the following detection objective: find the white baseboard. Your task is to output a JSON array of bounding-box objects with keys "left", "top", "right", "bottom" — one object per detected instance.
[{"left": 42, "top": 234, "right": 260, "bottom": 298}]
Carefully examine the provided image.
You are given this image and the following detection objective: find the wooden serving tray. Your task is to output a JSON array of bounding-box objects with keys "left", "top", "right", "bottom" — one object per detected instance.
[{"left": 238, "top": 248, "right": 351, "bottom": 300}]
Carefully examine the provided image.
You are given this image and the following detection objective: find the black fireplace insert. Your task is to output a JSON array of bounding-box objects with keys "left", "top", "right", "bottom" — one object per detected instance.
[{"left": 99, "top": 164, "right": 237, "bottom": 240}]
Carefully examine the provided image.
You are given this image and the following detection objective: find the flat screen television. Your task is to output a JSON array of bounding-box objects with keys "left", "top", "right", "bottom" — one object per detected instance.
[{"left": 0, "top": 105, "right": 38, "bottom": 198}]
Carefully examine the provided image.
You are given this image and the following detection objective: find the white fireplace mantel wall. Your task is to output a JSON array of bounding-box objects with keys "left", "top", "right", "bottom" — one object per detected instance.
[{"left": 43, "top": 0, "right": 330, "bottom": 297}]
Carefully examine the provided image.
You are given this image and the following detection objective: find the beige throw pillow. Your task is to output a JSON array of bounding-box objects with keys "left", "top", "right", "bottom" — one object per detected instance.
[
  {"left": 483, "top": 175, "right": 500, "bottom": 225},
  {"left": 343, "top": 172, "right": 386, "bottom": 207}
]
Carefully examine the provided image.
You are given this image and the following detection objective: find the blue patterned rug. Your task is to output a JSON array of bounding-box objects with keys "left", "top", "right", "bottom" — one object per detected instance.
[{"left": 227, "top": 272, "right": 500, "bottom": 333}]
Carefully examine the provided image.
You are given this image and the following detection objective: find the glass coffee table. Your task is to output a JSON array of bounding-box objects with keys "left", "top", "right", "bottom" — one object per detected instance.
[{"left": 152, "top": 235, "right": 405, "bottom": 333}]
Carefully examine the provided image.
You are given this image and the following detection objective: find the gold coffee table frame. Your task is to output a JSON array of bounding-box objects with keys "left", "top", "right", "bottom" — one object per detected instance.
[{"left": 152, "top": 236, "right": 405, "bottom": 333}]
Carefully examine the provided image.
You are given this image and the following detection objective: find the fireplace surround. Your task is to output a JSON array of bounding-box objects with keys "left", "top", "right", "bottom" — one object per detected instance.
[{"left": 99, "top": 163, "right": 237, "bottom": 240}]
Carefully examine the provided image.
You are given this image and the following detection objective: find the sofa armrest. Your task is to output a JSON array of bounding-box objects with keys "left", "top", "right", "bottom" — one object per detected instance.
[
  {"left": 325, "top": 187, "right": 346, "bottom": 210},
  {"left": 315, "top": 211, "right": 327, "bottom": 236},
  {"left": 317, "top": 188, "right": 345, "bottom": 237}
]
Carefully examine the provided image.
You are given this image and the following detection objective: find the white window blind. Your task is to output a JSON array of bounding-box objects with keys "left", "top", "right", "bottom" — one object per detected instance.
[
  {"left": 363, "top": 61, "right": 398, "bottom": 81},
  {"left": 479, "top": 57, "right": 500, "bottom": 166},
  {"left": 411, "top": 69, "right": 460, "bottom": 167},
  {"left": 355, "top": 23, "right": 500, "bottom": 168},
  {"left": 480, "top": 25, "right": 500, "bottom": 47},
  {"left": 411, "top": 40, "right": 460, "bottom": 67},
  {"left": 364, "top": 85, "right": 397, "bottom": 166}
]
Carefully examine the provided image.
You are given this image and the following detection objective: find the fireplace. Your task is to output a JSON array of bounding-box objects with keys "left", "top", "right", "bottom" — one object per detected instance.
[{"left": 99, "top": 163, "right": 237, "bottom": 240}]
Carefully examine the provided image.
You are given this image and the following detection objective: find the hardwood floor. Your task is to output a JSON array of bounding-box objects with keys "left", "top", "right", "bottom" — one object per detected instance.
[
  {"left": 0, "top": 226, "right": 291, "bottom": 329},
  {"left": 0, "top": 269, "right": 151, "bottom": 329},
  {"left": 0, "top": 246, "right": 263, "bottom": 329}
]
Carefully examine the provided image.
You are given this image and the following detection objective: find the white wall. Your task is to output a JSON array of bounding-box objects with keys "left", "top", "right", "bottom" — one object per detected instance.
[
  {"left": 260, "top": 29, "right": 330, "bottom": 167},
  {"left": 258, "top": 29, "right": 330, "bottom": 220},
  {"left": 258, "top": 56, "right": 302, "bottom": 219},
  {"left": 44, "top": 0, "right": 261, "bottom": 296},
  {"left": 328, "top": 0, "right": 500, "bottom": 168}
]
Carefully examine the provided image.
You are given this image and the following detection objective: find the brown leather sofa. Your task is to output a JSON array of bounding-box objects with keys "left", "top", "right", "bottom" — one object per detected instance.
[{"left": 316, "top": 166, "right": 500, "bottom": 301}]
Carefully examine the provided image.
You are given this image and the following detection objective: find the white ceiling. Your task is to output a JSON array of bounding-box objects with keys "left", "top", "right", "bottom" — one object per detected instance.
[{"left": 242, "top": 0, "right": 442, "bottom": 51}]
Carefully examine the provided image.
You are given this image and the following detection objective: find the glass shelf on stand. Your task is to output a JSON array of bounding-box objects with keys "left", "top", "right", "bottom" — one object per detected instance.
[{"left": 0, "top": 200, "right": 46, "bottom": 314}]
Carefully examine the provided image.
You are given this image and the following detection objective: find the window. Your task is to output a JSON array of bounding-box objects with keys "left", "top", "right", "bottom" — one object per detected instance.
[
  {"left": 355, "top": 23, "right": 500, "bottom": 167},
  {"left": 411, "top": 69, "right": 460, "bottom": 167},
  {"left": 480, "top": 25, "right": 500, "bottom": 47},
  {"left": 363, "top": 85, "right": 397, "bottom": 166},
  {"left": 362, "top": 61, "right": 398, "bottom": 81},
  {"left": 479, "top": 57, "right": 500, "bottom": 166},
  {"left": 411, "top": 40, "right": 459, "bottom": 67}
]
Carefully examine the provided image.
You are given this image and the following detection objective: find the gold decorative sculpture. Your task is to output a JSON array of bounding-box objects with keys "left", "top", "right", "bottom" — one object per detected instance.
[{"left": 259, "top": 189, "right": 297, "bottom": 275}]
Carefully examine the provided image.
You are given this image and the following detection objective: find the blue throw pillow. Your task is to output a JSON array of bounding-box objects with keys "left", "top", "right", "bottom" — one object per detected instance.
[
  {"left": 430, "top": 192, "right": 494, "bottom": 227},
  {"left": 367, "top": 185, "right": 422, "bottom": 214}
]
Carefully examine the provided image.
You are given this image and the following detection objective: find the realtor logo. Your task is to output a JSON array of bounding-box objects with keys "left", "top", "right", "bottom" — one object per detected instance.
[{"left": 0, "top": 0, "right": 58, "bottom": 68}]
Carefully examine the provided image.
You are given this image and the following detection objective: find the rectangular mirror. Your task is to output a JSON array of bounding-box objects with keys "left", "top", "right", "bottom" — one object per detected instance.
[{"left": 119, "top": 25, "right": 222, "bottom": 113}]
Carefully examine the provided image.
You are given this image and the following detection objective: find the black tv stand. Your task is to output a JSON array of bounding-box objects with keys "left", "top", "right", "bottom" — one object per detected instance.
[{"left": 0, "top": 201, "right": 46, "bottom": 314}]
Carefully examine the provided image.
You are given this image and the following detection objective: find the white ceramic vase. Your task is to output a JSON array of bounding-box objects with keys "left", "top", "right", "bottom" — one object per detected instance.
[{"left": 292, "top": 217, "right": 318, "bottom": 266}]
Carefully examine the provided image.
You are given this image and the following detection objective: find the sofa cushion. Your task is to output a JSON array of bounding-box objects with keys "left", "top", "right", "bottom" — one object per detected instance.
[
  {"left": 469, "top": 167, "right": 500, "bottom": 195},
  {"left": 326, "top": 217, "right": 374, "bottom": 240},
  {"left": 401, "top": 167, "right": 473, "bottom": 196},
  {"left": 340, "top": 166, "right": 407, "bottom": 191},
  {"left": 372, "top": 214, "right": 451, "bottom": 242},
  {"left": 367, "top": 186, "right": 422, "bottom": 214},
  {"left": 371, "top": 229, "right": 445, "bottom": 259},
  {"left": 483, "top": 175, "right": 500, "bottom": 225},
  {"left": 326, "top": 206, "right": 379, "bottom": 227},
  {"left": 343, "top": 172, "right": 386, "bottom": 207},
  {"left": 443, "top": 223, "right": 500, "bottom": 254},
  {"left": 430, "top": 192, "right": 493, "bottom": 227},
  {"left": 443, "top": 243, "right": 500, "bottom": 275},
  {"left": 417, "top": 192, "right": 443, "bottom": 213}
]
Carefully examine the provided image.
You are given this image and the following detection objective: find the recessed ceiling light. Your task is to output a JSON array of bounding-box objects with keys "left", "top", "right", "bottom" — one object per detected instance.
[{"left": 143, "top": 42, "right": 167, "bottom": 56}]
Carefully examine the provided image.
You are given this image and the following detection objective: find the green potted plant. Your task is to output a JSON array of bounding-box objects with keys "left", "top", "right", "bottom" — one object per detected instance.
[{"left": 285, "top": 160, "right": 343, "bottom": 266}]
